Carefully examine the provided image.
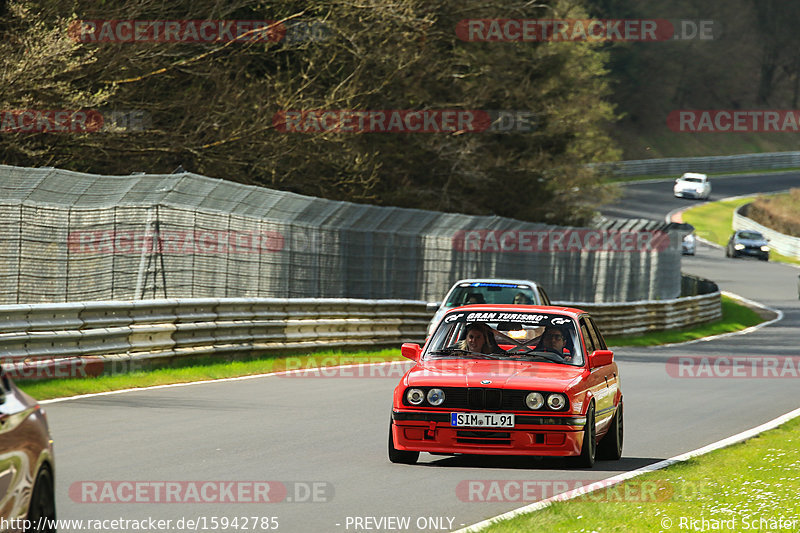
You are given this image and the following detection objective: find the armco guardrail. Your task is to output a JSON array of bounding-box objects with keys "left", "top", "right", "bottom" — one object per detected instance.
[
  {"left": 595, "top": 151, "right": 800, "bottom": 177},
  {"left": 0, "top": 299, "right": 433, "bottom": 367},
  {"left": 733, "top": 204, "right": 800, "bottom": 259},
  {"left": 558, "top": 291, "right": 721, "bottom": 337},
  {"left": 0, "top": 293, "right": 721, "bottom": 376}
]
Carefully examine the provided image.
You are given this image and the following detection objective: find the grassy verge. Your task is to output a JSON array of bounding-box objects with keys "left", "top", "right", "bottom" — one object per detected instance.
[
  {"left": 17, "top": 295, "right": 767, "bottom": 400},
  {"left": 681, "top": 196, "right": 800, "bottom": 266},
  {"left": 17, "top": 348, "right": 405, "bottom": 400},
  {"left": 605, "top": 294, "right": 765, "bottom": 347},
  {"left": 479, "top": 414, "right": 800, "bottom": 532},
  {"left": 681, "top": 197, "right": 754, "bottom": 245}
]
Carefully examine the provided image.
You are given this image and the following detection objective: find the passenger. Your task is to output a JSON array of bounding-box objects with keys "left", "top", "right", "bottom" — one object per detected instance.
[
  {"left": 513, "top": 292, "right": 532, "bottom": 305},
  {"left": 458, "top": 323, "right": 493, "bottom": 354}
]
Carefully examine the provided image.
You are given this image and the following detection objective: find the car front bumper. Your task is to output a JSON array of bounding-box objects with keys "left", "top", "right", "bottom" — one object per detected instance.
[
  {"left": 392, "top": 410, "right": 585, "bottom": 457},
  {"left": 734, "top": 247, "right": 768, "bottom": 259},
  {"left": 674, "top": 189, "right": 703, "bottom": 198}
]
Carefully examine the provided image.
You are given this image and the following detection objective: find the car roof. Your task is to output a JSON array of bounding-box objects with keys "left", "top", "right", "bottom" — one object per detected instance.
[
  {"left": 679, "top": 172, "right": 707, "bottom": 180},
  {"left": 444, "top": 304, "right": 586, "bottom": 318},
  {"left": 448, "top": 278, "right": 544, "bottom": 288}
]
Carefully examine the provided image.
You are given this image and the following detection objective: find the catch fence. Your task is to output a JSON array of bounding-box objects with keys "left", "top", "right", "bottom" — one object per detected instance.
[{"left": 0, "top": 165, "right": 682, "bottom": 304}]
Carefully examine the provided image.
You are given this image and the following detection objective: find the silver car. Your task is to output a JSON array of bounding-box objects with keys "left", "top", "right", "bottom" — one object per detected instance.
[
  {"left": 681, "top": 233, "right": 696, "bottom": 255},
  {"left": 426, "top": 279, "right": 551, "bottom": 336}
]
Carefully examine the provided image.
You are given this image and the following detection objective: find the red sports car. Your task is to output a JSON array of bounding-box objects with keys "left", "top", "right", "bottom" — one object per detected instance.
[{"left": 389, "top": 305, "right": 622, "bottom": 468}]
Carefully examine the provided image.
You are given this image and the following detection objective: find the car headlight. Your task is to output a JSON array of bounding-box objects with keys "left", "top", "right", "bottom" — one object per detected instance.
[
  {"left": 734, "top": 244, "right": 745, "bottom": 250},
  {"left": 761, "top": 245, "right": 769, "bottom": 252},
  {"left": 406, "top": 388, "right": 425, "bottom": 405},
  {"left": 525, "top": 392, "right": 544, "bottom": 410},
  {"left": 427, "top": 388, "right": 445, "bottom": 406},
  {"left": 547, "top": 393, "right": 567, "bottom": 410}
]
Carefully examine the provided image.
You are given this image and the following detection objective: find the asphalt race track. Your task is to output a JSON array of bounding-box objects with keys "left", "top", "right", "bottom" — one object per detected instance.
[
  {"left": 602, "top": 170, "right": 800, "bottom": 221},
  {"left": 46, "top": 173, "right": 800, "bottom": 532}
]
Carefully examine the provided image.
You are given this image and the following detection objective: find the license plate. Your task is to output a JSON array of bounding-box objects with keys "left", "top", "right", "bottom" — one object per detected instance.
[{"left": 450, "top": 412, "right": 515, "bottom": 428}]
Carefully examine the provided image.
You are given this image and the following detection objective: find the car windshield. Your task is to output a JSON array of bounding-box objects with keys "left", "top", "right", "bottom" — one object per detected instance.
[
  {"left": 680, "top": 177, "right": 703, "bottom": 183},
  {"left": 426, "top": 310, "right": 584, "bottom": 366},
  {"left": 445, "top": 283, "right": 536, "bottom": 307},
  {"left": 738, "top": 231, "right": 764, "bottom": 240}
]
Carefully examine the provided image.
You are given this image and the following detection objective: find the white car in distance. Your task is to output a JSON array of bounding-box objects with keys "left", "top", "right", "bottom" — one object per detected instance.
[
  {"left": 673, "top": 172, "right": 711, "bottom": 199},
  {"left": 426, "top": 279, "right": 551, "bottom": 337}
]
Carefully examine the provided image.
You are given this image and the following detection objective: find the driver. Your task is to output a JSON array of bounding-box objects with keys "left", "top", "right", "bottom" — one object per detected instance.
[{"left": 539, "top": 326, "right": 572, "bottom": 360}]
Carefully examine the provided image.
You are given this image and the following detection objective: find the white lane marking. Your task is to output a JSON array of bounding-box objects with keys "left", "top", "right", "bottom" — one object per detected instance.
[
  {"left": 451, "top": 405, "right": 800, "bottom": 533},
  {"left": 38, "top": 360, "right": 411, "bottom": 404}
]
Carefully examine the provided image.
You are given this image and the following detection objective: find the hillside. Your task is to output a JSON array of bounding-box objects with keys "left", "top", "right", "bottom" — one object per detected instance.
[{"left": 588, "top": 0, "right": 800, "bottom": 159}]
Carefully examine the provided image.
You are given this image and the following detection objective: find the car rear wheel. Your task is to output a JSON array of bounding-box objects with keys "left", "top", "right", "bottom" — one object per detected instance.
[
  {"left": 26, "top": 464, "right": 56, "bottom": 532},
  {"left": 597, "top": 402, "right": 623, "bottom": 460},
  {"left": 388, "top": 421, "right": 419, "bottom": 464},
  {"left": 574, "top": 403, "right": 596, "bottom": 468}
]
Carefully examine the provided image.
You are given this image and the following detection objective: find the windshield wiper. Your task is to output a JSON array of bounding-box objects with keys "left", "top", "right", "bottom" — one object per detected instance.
[
  {"left": 427, "top": 348, "right": 506, "bottom": 360},
  {"left": 504, "top": 349, "right": 571, "bottom": 364}
]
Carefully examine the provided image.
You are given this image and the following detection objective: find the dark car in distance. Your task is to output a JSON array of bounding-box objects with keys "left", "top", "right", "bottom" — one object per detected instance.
[{"left": 725, "top": 230, "right": 770, "bottom": 261}]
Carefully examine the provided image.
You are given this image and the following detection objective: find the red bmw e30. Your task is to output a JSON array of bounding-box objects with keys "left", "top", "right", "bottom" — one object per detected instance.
[{"left": 389, "top": 305, "right": 622, "bottom": 468}]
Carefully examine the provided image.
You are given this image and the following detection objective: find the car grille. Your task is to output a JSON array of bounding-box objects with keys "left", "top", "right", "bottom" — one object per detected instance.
[{"left": 403, "top": 387, "right": 545, "bottom": 410}]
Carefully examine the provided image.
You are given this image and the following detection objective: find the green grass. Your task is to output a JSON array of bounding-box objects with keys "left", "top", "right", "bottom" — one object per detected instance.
[
  {"left": 17, "top": 294, "right": 767, "bottom": 400},
  {"left": 605, "top": 295, "right": 765, "bottom": 347},
  {"left": 17, "top": 348, "right": 405, "bottom": 400},
  {"left": 682, "top": 196, "right": 800, "bottom": 266},
  {"left": 681, "top": 197, "right": 755, "bottom": 245},
  {"left": 479, "top": 415, "right": 800, "bottom": 533}
]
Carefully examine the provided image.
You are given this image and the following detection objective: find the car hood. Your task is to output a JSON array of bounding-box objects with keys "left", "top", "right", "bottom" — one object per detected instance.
[
  {"left": 407, "top": 359, "right": 586, "bottom": 391},
  {"left": 675, "top": 181, "right": 705, "bottom": 190}
]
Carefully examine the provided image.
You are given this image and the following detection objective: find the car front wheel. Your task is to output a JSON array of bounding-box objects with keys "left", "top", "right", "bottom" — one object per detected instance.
[
  {"left": 597, "top": 402, "right": 623, "bottom": 460},
  {"left": 26, "top": 464, "right": 56, "bottom": 532},
  {"left": 574, "top": 403, "right": 596, "bottom": 468},
  {"left": 388, "top": 421, "right": 419, "bottom": 464}
]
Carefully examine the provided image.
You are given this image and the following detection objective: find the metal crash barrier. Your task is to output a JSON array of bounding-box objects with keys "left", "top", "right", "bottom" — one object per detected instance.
[
  {"left": 0, "top": 291, "right": 721, "bottom": 378},
  {"left": 0, "top": 299, "right": 432, "bottom": 377}
]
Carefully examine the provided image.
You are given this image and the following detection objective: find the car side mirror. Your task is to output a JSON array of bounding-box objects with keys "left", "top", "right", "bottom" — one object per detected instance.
[
  {"left": 426, "top": 302, "right": 441, "bottom": 313},
  {"left": 589, "top": 349, "right": 614, "bottom": 368},
  {"left": 401, "top": 343, "right": 422, "bottom": 362}
]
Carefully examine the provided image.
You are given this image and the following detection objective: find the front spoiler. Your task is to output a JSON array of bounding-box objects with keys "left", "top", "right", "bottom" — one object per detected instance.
[{"left": 392, "top": 409, "right": 586, "bottom": 457}]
